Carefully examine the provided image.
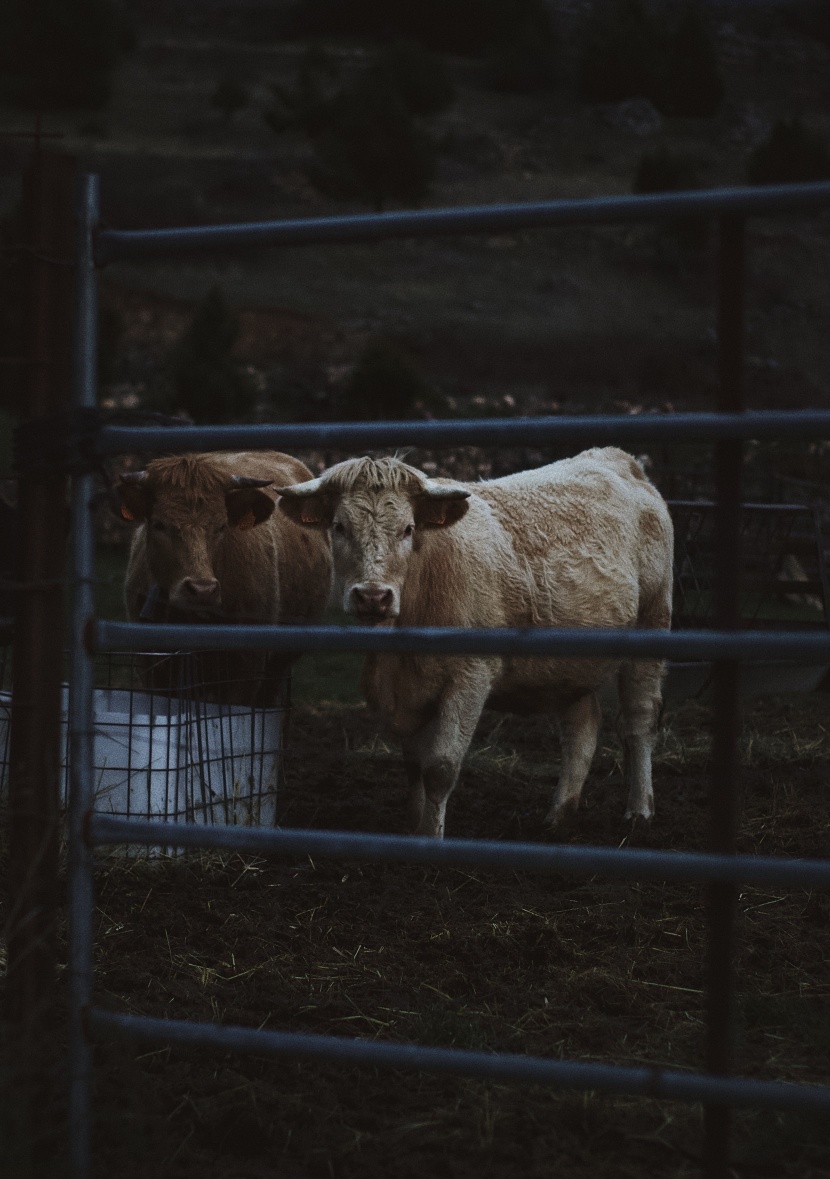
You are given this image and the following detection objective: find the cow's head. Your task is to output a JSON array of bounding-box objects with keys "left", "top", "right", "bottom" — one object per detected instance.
[
  {"left": 117, "top": 455, "right": 275, "bottom": 614},
  {"left": 277, "top": 457, "right": 469, "bottom": 622}
]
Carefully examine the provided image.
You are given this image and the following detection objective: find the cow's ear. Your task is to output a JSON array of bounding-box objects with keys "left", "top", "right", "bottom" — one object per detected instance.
[
  {"left": 276, "top": 480, "right": 335, "bottom": 529},
  {"left": 117, "top": 472, "right": 151, "bottom": 523},
  {"left": 225, "top": 487, "right": 275, "bottom": 530},
  {"left": 414, "top": 485, "right": 470, "bottom": 530}
]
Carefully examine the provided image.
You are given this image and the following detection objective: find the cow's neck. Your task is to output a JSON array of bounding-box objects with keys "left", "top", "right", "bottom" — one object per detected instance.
[{"left": 396, "top": 529, "right": 471, "bottom": 628}]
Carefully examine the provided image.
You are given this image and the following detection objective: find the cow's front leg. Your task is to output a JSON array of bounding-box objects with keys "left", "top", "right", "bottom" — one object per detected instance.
[
  {"left": 407, "top": 670, "right": 491, "bottom": 839},
  {"left": 545, "top": 691, "right": 601, "bottom": 830},
  {"left": 402, "top": 748, "right": 426, "bottom": 830}
]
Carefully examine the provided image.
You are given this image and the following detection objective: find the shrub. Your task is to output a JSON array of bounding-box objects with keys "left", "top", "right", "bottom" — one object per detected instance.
[
  {"left": 168, "top": 287, "right": 256, "bottom": 424},
  {"left": 747, "top": 118, "right": 830, "bottom": 186},
  {"left": 633, "top": 146, "right": 709, "bottom": 252},
  {"left": 310, "top": 72, "right": 436, "bottom": 208},
  {"left": 343, "top": 338, "right": 440, "bottom": 420},
  {"left": 654, "top": 1, "right": 723, "bottom": 118},
  {"left": 266, "top": 42, "right": 452, "bottom": 134},
  {"left": 266, "top": 42, "right": 452, "bottom": 208},
  {"left": 372, "top": 42, "right": 455, "bottom": 116},
  {"left": 210, "top": 75, "right": 250, "bottom": 120},
  {"left": 483, "top": 6, "right": 557, "bottom": 93},
  {"left": 1, "top": 0, "right": 127, "bottom": 109}
]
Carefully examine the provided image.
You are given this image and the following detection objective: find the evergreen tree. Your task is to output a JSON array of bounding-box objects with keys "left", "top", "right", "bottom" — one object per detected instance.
[
  {"left": 169, "top": 288, "right": 256, "bottom": 424},
  {"left": 372, "top": 42, "right": 455, "bottom": 117},
  {"left": 655, "top": 2, "right": 723, "bottom": 118},
  {"left": 1, "top": 0, "right": 129, "bottom": 109},
  {"left": 266, "top": 44, "right": 452, "bottom": 209},
  {"left": 578, "top": 0, "right": 660, "bottom": 104},
  {"left": 309, "top": 70, "right": 436, "bottom": 209}
]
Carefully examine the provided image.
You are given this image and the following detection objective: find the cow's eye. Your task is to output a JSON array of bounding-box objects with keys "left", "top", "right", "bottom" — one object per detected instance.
[
  {"left": 402, "top": 524, "right": 414, "bottom": 539},
  {"left": 152, "top": 520, "right": 166, "bottom": 533},
  {"left": 333, "top": 521, "right": 346, "bottom": 536}
]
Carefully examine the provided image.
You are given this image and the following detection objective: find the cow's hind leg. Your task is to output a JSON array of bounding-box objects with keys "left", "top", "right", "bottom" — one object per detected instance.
[
  {"left": 618, "top": 659, "right": 664, "bottom": 821},
  {"left": 545, "top": 692, "right": 601, "bottom": 830}
]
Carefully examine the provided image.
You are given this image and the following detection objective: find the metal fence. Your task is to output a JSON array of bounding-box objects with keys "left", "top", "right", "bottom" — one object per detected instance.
[{"left": 67, "top": 176, "right": 830, "bottom": 1179}]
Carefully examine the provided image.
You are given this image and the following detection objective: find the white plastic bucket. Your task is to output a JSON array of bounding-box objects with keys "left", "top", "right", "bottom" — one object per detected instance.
[{"left": 0, "top": 685, "right": 281, "bottom": 846}]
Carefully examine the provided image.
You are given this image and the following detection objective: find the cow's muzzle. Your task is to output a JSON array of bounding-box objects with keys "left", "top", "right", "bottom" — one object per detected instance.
[
  {"left": 172, "top": 577, "right": 222, "bottom": 611},
  {"left": 350, "top": 583, "right": 396, "bottom": 621}
]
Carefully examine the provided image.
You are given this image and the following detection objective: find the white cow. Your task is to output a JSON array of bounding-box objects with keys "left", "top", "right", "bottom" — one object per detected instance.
[{"left": 278, "top": 449, "right": 673, "bottom": 838}]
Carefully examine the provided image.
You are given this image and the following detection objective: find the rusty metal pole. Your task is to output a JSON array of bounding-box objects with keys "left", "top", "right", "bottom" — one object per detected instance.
[
  {"left": 4, "top": 151, "right": 76, "bottom": 1163},
  {"left": 704, "top": 214, "right": 745, "bottom": 1179}
]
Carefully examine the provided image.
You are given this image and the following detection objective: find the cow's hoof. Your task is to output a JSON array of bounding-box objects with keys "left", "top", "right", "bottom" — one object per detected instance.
[
  {"left": 544, "top": 800, "right": 579, "bottom": 834},
  {"left": 623, "top": 807, "right": 653, "bottom": 823}
]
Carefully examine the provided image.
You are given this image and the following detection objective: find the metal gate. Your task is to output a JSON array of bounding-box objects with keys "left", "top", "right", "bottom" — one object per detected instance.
[{"left": 67, "top": 176, "right": 830, "bottom": 1179}]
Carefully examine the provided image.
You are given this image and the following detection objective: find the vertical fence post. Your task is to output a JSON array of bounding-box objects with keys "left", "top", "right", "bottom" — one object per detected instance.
[
  {"left": 704, "top": 214, "right": 745, "bottom": 1178},
  {"left": 4, "top": 151, "right": 76, "bottom": 1167},
  {"left": 67, "top": 173, "right": 100, "bottom": 1179}
]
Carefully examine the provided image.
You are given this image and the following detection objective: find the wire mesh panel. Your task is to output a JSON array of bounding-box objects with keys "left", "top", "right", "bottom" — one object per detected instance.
[
  {"left": 0, "top": 647, "right": 284, "bottom": 850},
  {"left": 670, "top": 501, "right": 828, "bottom": 629}
]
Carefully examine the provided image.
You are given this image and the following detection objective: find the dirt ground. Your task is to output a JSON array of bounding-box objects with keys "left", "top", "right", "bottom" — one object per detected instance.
[{"left": 46, "top": 689, "right": 827, "bottom": 1178}]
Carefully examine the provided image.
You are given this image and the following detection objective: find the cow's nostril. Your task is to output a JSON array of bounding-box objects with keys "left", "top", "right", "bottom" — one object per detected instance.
[
  {"left": 183, "top": 578, "right": 220, "bottom": 600},
  {"left": 352, "top": 585, "right": 393, "bottom": 611}
]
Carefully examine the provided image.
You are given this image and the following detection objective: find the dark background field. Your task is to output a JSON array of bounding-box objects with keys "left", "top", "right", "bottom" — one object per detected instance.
[{"left": 1, "top": 2, "right": 830, "bottom": 1176}]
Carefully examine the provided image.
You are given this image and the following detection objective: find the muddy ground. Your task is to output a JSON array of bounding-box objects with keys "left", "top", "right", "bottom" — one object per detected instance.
[{"left": 51, "top": 689, "right": 830, "bottom": 1178}]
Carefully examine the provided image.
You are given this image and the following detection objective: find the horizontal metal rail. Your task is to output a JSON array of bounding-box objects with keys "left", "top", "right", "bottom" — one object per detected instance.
[
  {"left": 93, "top": 621, "right": 830, "bottom": 662},
  {"left": 68, "top": 174, "right": 830, "bottom": 1179},
  {"left": 88, "top": 1009, "right": 830, "bottom": 1115},
  {"left": 97, "top": 409, "right": 830, "bottom": 456},
  {"left": 668, "top": 500, "right": 816, "bottom": 513},
  {"left": 94, "top": 180, "right": 830, "bottom": 264},
  {"left": 89, "top": 815, "right": 830, "bottom": 890}
]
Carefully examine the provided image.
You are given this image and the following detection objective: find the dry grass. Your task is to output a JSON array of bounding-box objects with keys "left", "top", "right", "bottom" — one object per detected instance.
[{"left": 1, "top": 692, "right": 818, "bottom": 1177}]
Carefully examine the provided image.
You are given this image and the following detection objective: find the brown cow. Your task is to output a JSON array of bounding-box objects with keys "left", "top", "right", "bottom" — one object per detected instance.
[
  {"left": 277, "top": 449, "right": 673, "bottom": 837},
  {"left": 118, "top": 451, "right": 332, "bottom": 705}
]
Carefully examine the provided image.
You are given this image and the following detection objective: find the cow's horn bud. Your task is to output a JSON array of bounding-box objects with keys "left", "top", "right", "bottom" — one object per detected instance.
[
  {"left": 120, "top": 471, "right": 149, "bottom": 484},
  {"left": 274, "top": 477, "right": 325, "bottom": 498},
  {"left": 230, "top": 476, "right": 274, "bottom": 489}
]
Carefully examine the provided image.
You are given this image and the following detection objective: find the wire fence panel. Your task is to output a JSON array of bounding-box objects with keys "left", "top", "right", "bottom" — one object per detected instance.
[{"left": 62, "top": 176, "right": 830, "bottom": 1179}]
